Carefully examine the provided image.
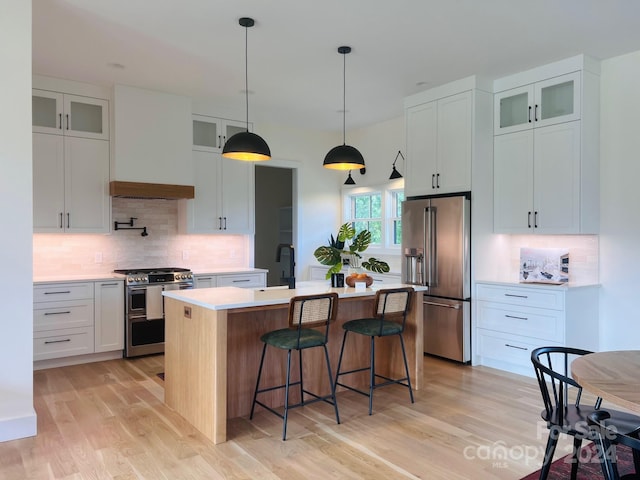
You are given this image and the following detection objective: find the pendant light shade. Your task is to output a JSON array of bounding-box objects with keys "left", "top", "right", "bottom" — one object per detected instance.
[
  {"left": 222, "top": 17, "right": 271, "bottom": 162},
  {"left": 344, "top": 170, "right": 356, "bottom": 185},
  {"left": 389, "top": 150, "right": 404, "bottom": 179},
  {"left": 323, "top": 46, "right": 365, "bottom": 171}
]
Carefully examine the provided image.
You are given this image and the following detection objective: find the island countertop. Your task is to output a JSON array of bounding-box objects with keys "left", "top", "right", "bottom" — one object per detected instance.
[{"left": 162, "top": 280, "right": 427, "bottom": 310}]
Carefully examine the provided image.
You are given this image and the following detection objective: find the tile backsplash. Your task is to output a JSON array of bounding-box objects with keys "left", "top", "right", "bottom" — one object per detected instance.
[{"left": 33, "top": 198, "right": 250, "bottom": 276}]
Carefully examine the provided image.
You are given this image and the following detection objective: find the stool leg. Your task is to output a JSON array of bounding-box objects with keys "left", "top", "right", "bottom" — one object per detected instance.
[
  {"left": 323, "top": 344, "right": 340, "bottom": 425},
  {"left": 335, "top": 329, "right": 349, "bottom": 386},
  {"left": 398, "top": 334, "right": 415, "bottom": 404},
  {"left": 298, "top": 348, "right": 304, "bottom": 404},
  {"left": 250, "top": 342, "right": 268, "bottom": 419},
  {"left": 283, "top": 349, "right": 292, "bottom": 441},
  {"left": 369, "top": 336, "right": 375, "bottom": 415}
]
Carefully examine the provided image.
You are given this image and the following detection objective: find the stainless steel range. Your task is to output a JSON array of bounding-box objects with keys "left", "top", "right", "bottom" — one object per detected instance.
[{"left": 114, "top": 267, "right": 194, "bottom": 358}]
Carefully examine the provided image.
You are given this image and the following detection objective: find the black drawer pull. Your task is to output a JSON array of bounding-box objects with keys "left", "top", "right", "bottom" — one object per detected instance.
[
  {"left": 44, "top": 338, "right": 71, "bottom": 344},
  {"left": 232, "top": 279, "right": 251, "bottom": 283},
  {"left": 44, "top": 291, "right": 71, "bottom": 295},
  {"left": 505, "top": 343, "right": 528, "bottom": 351},
  {"left": 505, "top": 314, "right": 528, "bottom": 321},
  {"left": 100, "top": 282, "right": 119, "bottom": 287},
  {"left": 505, "top": 294, "right": 528, "bottom": 299},
  {"left": 44, "top": 311, "right": 71, "bottom": 316}
]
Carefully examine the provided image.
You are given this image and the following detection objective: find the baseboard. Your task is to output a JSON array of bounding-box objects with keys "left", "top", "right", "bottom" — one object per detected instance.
[
  {"left": 34, "top": 350, "right": 123, "bottom": 371},
  {"left": 0, "top": 395, "right": 37, "bottom": 442}
]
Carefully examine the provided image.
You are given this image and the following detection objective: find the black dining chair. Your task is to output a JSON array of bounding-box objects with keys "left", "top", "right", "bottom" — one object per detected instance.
[
  {"left": 589, "top": 410, "right": 640, "bottom": 480},
  {"left": 334, "top": 287, "right": 414, "bottom": 415},
  {"left": 531, "top": 346, "right": 640, "bottom": 480},
  {"left": 250, "top": 292, "right": 340, "bottom": 440}
]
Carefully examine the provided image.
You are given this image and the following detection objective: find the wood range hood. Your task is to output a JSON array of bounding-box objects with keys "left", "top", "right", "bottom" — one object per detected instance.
[{"left": 109, "top": 181, "right": 195, "bottom": 200}]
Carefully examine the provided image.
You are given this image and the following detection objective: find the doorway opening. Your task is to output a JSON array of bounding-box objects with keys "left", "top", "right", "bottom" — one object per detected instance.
[{"left": 254, "top": 165, "right": 295, "bottom": 287}]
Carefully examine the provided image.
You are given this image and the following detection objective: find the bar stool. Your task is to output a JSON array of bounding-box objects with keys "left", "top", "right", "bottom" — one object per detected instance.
[
  {"left": 250, "top": 292, "right": 340, "bottom": 440},
  {"left": 335, "top": 287, "right": 415, "bottom": 415}
]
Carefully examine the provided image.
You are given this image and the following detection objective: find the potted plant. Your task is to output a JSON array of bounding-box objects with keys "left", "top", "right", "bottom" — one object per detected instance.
[{"left": 314, "top": 223, "right": 390, "bottom": 279}]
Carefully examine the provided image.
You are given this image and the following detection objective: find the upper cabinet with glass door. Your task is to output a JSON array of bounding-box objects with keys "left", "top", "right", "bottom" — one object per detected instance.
[
  {"left": 32, "top": 89, "right": 109, "bottom": 140},
  {"left": 494, "top": 72, "right": 581, "bottom": 135},
  {"left": 192, "top": 114, "right": 249, "bottom": 153}
]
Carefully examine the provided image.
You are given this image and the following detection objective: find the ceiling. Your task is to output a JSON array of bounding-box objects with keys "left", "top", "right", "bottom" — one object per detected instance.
[{"left": 32, "top": 0, "right": 640, "bottom": 133}]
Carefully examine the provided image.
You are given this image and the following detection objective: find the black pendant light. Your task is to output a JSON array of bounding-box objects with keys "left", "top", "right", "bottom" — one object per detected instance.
[
  {"left": 389, "top": 150, "right": 404, "bottom": 179},
  {"left": 323, "top": 46, "right": 365, "bottom": 171},
  {"left": 344, "top": 171, "right": 356, "bottom": 185},
  {"left": 222, "top": 17, "right": 271, "bottom": 162}
]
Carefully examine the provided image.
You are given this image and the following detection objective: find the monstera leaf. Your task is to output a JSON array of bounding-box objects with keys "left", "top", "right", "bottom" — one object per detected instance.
[
  {"left": 362, "top": 257, "right": 391, "bottom": 274},
  {"left": 349, "top": 230, "right": 371, "bottom": 253},
  {"left": 313, "top": 246, "right": 342, "bottom": 266}
]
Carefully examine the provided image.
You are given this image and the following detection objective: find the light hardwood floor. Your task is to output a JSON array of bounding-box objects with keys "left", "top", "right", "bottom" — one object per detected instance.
[{"left": 0, "top": 355, "right": 578, "bottom": 479}]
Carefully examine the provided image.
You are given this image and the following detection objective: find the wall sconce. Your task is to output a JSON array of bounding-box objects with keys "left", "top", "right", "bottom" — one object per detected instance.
[
  {"left": 389, "top": 150, "right": 404, "bottom": 180},
  {"left": 344, "top": 171, "right": 356, "bottom": 185}
]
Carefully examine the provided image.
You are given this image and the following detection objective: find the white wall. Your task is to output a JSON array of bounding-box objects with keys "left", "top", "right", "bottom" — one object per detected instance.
[
  {"left": 0, "top": 0, "right": 37, "bottom": 441},
  {"left": 599, "top": 50, "right": 640, "bottom": 350}
]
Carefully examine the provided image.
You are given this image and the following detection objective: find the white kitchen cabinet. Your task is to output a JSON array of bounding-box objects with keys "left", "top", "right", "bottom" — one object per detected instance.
[
  {"left": 494, "top": 121, "right": 581, "bottom": 234},
  {"left": 33, "top": 133, "right": 110, "bottom": 233},
  {"left": 194, "top": 272, "right": 266, "bottom": 288},
  {"left": 94, "top": 280, "right": 124, "bottom": 353},
  {"left": 179, "top": 150, "right": 255, "bottom": 234},
  {"left": 475, "top": 282, "right": 599, "bottom": 377},
  {"left": 405, "top": 90, "right": 472, "bottom": 196},
  {"left": 494, "top": 72, "right": 580, "bottom": 135},
  {"left": 192, "top": 114, "right": 248, "bottom": 153},
  {"left": 33, "top": 282, "right": 95, "bottom": 361},
  {"left": 492, "top": 55, "right": 600, "bottom": 235},
  {"left": 32, "top": 89, "right": 109, "bottom": 140}
]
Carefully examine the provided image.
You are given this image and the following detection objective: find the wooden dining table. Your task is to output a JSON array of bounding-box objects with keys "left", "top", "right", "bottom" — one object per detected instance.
[{"left": 571, "top": 350, "right": 640, "bottom": 413}]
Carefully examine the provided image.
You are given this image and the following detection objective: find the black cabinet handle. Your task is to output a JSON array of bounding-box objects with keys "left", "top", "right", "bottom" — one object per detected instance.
[
  {"left": 436, "top": 173, "right": 440, "bottom": 188},
  {"left": 45, "top": 338, "right": 71, "bottom": 344},
  {"left": 505, "top": 293, "right": 528, "bottom": 298},
  {"left": 223, "top": 217, "right": 227, "bottom": 230},
  {"left": 534, "top": 105, "right": 539, "bottom": 122},
  {"left": 505, "top": 343, "right": 528, "bottom": 351},
  {"left": 44, "top": 311, "right": 71, "bottom": 316},
  {"left": 218, "top": 217, "right": 223, "bottom": 230},
  {"left": 67, "top": 212, "right": 70, "bottom": 229},
  {"left": 431, "top": 174, "right": 436, "bottom": 189},
  {"left": 505, "top": 314, "right": 528, "bottom": 321},
  {"left": 528, "top": 106, "right": 532, "bottom": 123},
  {"left": 218, "top": 135, "right": 222, "bottom": 148},
  {"left": 59, "top": 212, "right": 63, "bottom": 229},
  {"left": 534, "top": 211, "right": 538, "bottom": 228},
  {"left": 58, "top": 113, "right": 62, "bottom": 129},
  {"left": 65, "top": 113, "right": 69, "bottom": 130},
  {"left": 528, "top": 211, "right": 532, "bottom": 228},
  {"left": 44, "top": 291, "right": 71, "bottom": 295},
  {"left": 232, "top": 279, "right": 251, "bottom": 283}
]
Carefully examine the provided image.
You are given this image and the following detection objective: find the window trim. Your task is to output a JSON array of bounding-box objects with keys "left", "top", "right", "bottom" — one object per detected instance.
[{"left": 342, "top": 179, "right": 404, "bottom": 253}]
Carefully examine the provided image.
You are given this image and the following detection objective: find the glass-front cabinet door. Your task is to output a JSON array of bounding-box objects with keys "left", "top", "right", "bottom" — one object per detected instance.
[
  {"left": 534, "top": 72, "right": 581, "bottom": 128},
  {"left": 32, "top": 89, "right": 109, "bottom": 140},
  {"left": 494, "top": 85, "right": 534, "bottom": 135},
  {"left": 192, "top": 114, "right": 249, "bottom": 153}
]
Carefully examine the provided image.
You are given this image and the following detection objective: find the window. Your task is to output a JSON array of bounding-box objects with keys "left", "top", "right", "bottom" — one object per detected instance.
[{"left": 343, "top": 180, "right": 404, "bottom": 251}]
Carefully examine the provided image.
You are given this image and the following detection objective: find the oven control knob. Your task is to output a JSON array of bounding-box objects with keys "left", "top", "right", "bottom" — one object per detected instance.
[
  {"left": 128, "top": 276, "right": 134, "bottom": 282},
  {"left": 187, "top": 274, "right": 192, "bottom": 279},
  {"left": 177, "top": 274, "right": 183, "bottom": 280}
]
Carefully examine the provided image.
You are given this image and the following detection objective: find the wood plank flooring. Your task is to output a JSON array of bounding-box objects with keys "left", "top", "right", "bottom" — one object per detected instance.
[{"left": 0, "top": 355, "right": 579, "bottom": 479}]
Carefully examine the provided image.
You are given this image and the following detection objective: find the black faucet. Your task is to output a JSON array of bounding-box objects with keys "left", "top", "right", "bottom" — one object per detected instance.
[{"left": 276, "top": 243, "right": 296, "bottom": 289}]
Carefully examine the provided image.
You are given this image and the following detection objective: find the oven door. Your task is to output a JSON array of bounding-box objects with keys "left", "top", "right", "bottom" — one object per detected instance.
[
  {"left": 127, "top": 286, "right": 147, "bottom": 317},
  {"left": 127, "top": 317, "right": 165, "bottom": 357}
]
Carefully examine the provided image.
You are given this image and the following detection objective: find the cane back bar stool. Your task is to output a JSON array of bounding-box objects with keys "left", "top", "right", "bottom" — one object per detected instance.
[
  {"left": 335, "top": 287, "right": 415, "bottom": 415},
  {"left": 250, "top": 292, "right": 340, "bottom": 440}
]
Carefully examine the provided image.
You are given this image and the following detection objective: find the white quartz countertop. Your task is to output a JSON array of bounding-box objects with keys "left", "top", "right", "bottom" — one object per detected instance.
[
  {"left": 192, "top": 268, "right": 268, "bottom": 276},
  {"left": 163, "top": 280, "right": 427, "bottom": 310},
  {"left": 34, "top": 274, "right": 124, "bottom": 284}
]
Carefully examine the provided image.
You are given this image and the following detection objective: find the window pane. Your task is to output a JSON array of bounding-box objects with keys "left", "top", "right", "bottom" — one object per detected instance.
[
  {"left": 369, "top": 221, "right": 382, "bottom": 243},
  {"left": 394, "top": 220, "right": 402, "bottom": 245},
  {"left": 353, "top": 220, "right": 368, "bottom": 235},
  {"left": 394, "top": 192, "right": 404, "bottom": 217},
  {"left": 371, "top": 194, "right": 382, "bottom": 218},
  {"left": 354, "top": 196, "right": 370, "bottom": 219}
]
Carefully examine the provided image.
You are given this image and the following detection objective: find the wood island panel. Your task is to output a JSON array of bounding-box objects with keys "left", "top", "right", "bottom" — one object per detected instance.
[{"left": 164, "top": 291, "right": 423, "bottom": 444}]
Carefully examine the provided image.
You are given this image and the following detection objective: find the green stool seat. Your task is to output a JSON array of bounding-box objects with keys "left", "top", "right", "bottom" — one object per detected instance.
[
  {"left": 335, "top": 287, "right": 415, "bottom": 415},
  {"left": 250, "top": 292, "right": 340, "bottom": 440}
]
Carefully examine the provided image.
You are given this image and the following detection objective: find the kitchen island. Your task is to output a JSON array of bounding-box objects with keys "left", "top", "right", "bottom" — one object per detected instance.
[{"left": 162, "top": 282, "right": 425, "bottom": 444}]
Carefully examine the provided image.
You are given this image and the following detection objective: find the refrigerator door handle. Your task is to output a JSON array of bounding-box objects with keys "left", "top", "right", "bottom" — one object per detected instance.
[
  {"left": 424, "top": 300, "right": 460, "bottom": 309},
  {"left": 426, "top": 206, "right": 437, "bottom": 287}
]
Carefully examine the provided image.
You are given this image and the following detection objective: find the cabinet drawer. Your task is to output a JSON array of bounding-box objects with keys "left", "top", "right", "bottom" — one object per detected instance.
[
  {"left": 34, "top": 282, "right": 94, "bottom": 302},
  {"left": 217, "top": 273, "right": 265, "bottom": 288},
  {"left": 34, "top": 300, "right": 93, "bottom": 332},
  {"left": 477, "top": 329, "right": 560, "bottom": 371},
  {"left": 34, "top": 327, "right": 94, "bottom": 361},
  {"left": 477, "top": 301, "right": 563, "bottom": 342},
  {"left": 476, "top": 284, "right": 564, "bottom": 310},
  {"left": 370, "top": 274, "right": 402, "bottom": 286}
]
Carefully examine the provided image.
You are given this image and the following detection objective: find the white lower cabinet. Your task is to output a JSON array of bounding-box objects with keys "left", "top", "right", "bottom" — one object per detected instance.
[
  {"left": 33, "top": 280, "right": 125, "bottom": 362},
  {"left": 194, "top": 271, "right": 267, "bottom": 289},
  {"left": 475, "top": 282, "right": 599, "bottom": 377},
  {"left": 94, "top": 281, "right": 124, "bottom": 353}
]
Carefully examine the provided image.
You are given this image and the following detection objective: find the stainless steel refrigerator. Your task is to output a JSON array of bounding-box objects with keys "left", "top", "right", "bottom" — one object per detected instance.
[{"left": 401, "top": 193, "right": 471, "bottom": 363}]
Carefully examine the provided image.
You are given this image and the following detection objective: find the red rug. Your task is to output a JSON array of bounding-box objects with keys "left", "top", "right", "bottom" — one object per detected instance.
[{"left": 520, "top": 443, "right": 635, "bottom": 479}]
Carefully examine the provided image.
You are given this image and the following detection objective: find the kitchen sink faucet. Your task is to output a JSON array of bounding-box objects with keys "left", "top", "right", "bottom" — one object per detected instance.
[{"left": 276, "top": 244, "right": 296, "bottom": 289}]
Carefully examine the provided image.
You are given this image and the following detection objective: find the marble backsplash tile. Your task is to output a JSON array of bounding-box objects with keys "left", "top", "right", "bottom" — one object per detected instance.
[{"left": 33, "top": 198, "right": 249, "bottom": 276}]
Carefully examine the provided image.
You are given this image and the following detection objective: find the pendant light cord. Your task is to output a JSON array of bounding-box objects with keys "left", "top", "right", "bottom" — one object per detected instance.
[
  {"left": 342, "top": 51, "right": 346, "bottom": 145},
  {"left": 244, "top": 24, "right": 249, "bottom": 131}
]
